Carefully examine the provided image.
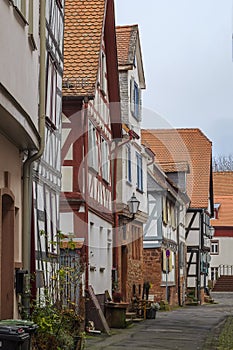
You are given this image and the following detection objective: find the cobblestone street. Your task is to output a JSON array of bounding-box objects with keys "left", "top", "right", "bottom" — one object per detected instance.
[{"left": 85, "top": 293, "right": 233, "bottom": 350}]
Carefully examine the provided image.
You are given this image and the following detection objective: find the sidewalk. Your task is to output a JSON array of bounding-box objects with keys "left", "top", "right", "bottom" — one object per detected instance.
[{"left": 85, "top": 293, "right": 233, "bottom": 350}]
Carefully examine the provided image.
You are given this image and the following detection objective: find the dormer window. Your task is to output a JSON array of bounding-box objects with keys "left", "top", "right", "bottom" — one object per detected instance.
[{"left": 213, "top": 203, "right": 221, "bottom": 219}]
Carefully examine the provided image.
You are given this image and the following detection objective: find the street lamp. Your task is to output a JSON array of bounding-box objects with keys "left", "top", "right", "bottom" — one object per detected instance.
[
  {"left": 127, "top": 192, "right": 140, "bottom": 219},
  {"left": 209, "top": 226, "right": 215, "bottom": 239}
]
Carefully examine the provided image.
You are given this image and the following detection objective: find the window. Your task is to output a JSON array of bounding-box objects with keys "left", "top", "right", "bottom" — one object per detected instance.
[
  {"left": 100, "top": 52, "right": 106, "bottom": 95},
  {"left": 28, "top": 0, "right": 37, "bottom": 50},
  {"left": 101, "top": 137, "right": 109, "bottom": 182},
  {"left": 46, "top": 55, "right": 58, "bottom": 127},
  {"left": 136, "top": 152, "right": 143, "bottom": 192},
  {"left": 213, "top": 203, "right": 221, "bottom": 219},
  {"left": 88, "top": 121, "right": 98, "bottom": 172},
  {"left": 130, "top": 77, "right": 141, "bottom": 120},
  {"left": 13, "top": 0, "right": 26, "bottom": 16},
  {"left": 162, "top": 196, "right": 168, "bottom": 225},
  {"left": 211, "top": 240, "right": 219, "bottom": 255},
  {"left": 126, "top": 145, "right": 132, "bottom": 183}
]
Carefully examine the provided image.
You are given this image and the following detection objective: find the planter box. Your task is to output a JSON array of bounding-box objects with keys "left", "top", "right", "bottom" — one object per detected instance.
[{"left": 105, "top": 302, "right": 129, "bottom": 328}]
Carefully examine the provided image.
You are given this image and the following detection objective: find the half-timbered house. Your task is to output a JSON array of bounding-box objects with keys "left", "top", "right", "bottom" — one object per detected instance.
[
  {"left": 61, "top": 0, "right": 121, "bottom": 321},
  {"left": 115, "top": 25, "right": 148, "bottom": 304},
  {"left": 142, "top": 128, "right": 214, "bottom": 304},
  {"left": 31, "top": 0, "right": 64, "bottom": 304},
  {"left": 143, "top": 160, "right": 189, "bottom": 306}
]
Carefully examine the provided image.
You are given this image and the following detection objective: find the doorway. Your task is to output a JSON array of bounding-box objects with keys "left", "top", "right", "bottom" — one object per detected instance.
[
  {"left": 121, "top": 245, "right": 128, "bottom": 301},
  {"left": 1, "top": 194, "right": 14, "bottom": 319}
]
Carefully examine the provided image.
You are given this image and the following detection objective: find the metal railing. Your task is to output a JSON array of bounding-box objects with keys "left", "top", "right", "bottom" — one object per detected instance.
[{"left": 211, "top": 265, "right": 233, "bottom": 281}]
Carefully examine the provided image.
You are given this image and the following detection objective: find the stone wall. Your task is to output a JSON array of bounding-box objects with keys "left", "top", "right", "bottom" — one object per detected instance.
[{"left": 143, "top": 248, "right": 179, "bottom": 306}]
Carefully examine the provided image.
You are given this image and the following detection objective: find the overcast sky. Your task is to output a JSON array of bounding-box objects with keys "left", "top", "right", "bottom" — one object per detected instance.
[{"left": 115, "top": 0, "right": 233, "bottom": 157}]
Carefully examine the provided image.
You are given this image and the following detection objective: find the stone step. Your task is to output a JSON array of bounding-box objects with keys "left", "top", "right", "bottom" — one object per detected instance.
[{"left": 126, "top": 312, "right": 137, "bottom": 320}]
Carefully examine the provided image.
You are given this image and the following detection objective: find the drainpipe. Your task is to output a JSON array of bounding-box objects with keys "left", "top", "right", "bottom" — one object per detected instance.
[
  {"left": 176, "top": 206, "right": 181, "bottom": 306},
  {"left": 83, "top": 98, "right": 89, "bottom": 291},
  {"left": 22, "top": 0, "right": 46, "bottom": 316}
]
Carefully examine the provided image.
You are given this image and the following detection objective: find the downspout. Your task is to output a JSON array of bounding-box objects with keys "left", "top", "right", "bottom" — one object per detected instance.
[
  {"left": 176, "top": 206, "right": 181, "bottom": 306},
  {"left": 22, "top": 0, "right": 46, "bottom": 316},
  {"left": 197, "top": 210, "right": 203, "bottom": 303},
  {"left": 83, "top": 98, "right": 89, "bottom": 291}
]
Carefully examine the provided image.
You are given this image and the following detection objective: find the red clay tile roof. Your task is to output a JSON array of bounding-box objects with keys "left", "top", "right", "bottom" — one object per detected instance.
[
  {"left": 116, "top": 25, "right": 138, "bottom": 66},
  {"left": 211, "top": 196, "right": 233, "bottom": 227},
  {"left": 213, "top": 172, "right": 233, "bottom": 196},
  {"left": 63, "top": 0, "right": 106, "bottom": 96},
  {"left": 141, "top": 128, "right": 213, "bottom": 209},
  {"left": 211, "top": 172, "right": 233, "bottom": 227}
]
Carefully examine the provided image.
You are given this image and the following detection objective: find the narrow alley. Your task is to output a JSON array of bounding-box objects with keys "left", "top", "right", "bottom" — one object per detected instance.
[{"left": 86, "top": 293, "right": 233, "bottom": 350}]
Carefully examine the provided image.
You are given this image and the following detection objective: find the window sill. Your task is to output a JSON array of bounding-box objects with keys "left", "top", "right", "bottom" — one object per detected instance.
[
  {"left": 28, "top": 33, "right": 37, "bottom": 51},
  {"left": 102, "top": 178, "right": 110, "bottom": 186},
  {"left": 136, "top": 188, "right": 144, "bottom": 194},
  {"left": 131, "top": 111, "right": 141, "bottom": 122},
  {"left": 88, "top": 166, "right": 98, "bottom": 175},
  {"left": 126, "top": 180, "right": 132, "bottom": 187}
]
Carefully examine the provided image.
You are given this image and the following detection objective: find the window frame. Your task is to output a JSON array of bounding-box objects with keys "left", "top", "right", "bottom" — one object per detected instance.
[
  {"left": 130, "top": 77, "right": 141, "bottom": 121},
  {"left": 46, "top": 54, "right": 58, "bottom": 128},
  {"left": 88, "top": 121, "right": 98, "bottom": 172},
  {"left": 136, "top": 152, "right": 143, "bottom": 192},
  {"left": 210, "top": 240, "right": 219, "bottom": 255},
  {"left": 126, "top": 145, "right": 132, "bottom": 184},
  {"left": 101, "top": 137, "right": 110, "bottom": 183}
]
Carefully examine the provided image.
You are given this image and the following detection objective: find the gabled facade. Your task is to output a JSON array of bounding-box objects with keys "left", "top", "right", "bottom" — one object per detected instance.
[
  {"left": 210, "top": 172, "right": 233, "bottom": 282},
  {"left": 142, "top": 129, "right": 214, "bottom": 304},
  {"left": 143, "top": 161, "right": 189, "bottom": 306},
  {"left": 0, "top": 0, "right": 40, "bottom": 319},
  {"left": 61, "top": 0, "right": 121, "bottom": 318},
  {"left": 115, "top": 25, "right": 148, "bottom": 303}
]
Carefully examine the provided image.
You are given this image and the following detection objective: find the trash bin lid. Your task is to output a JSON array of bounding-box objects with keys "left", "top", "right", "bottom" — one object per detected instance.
[
  {"left": 0, "top": 325, "right": 25, "bottom": 335},
  {"left": 0, "top": 325, "right": 29, "bottom": 342},
  {"left": 0, "top": 319, "right": 38, "bottom": 333}
]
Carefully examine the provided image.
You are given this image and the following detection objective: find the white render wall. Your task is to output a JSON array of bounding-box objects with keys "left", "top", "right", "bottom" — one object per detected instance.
[
  {"left": 88, "top": 212, "right": 113, "bottom": 296},
  {"left": 210, "top": 237, "right": 233, "bottom": 267},
  {"left": 0, "top": 1, "right": 40, "bottom": 128},
  {"left": 117, "top": 143, "right": 148, "bottom": 214},
  {"left": 186, "top": 211, "right": 200, "bottom": 246}
]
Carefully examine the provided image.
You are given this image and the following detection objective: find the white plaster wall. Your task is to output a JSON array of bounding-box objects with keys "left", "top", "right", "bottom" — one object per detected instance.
[
  {"left": 88, "top": 212, "right": 112, "bottom": 296},
  {"left": 210, "top": 237, "right": 233, "bottom": 267},
  {"left": 0, "top": 1, "right": 40, "bottom": 127},
  {"left": 0, "top": 134, "right": 23, "bottom": 269},
  {"left": 186, "top": 212, "right": 200, "bottom": 246}
]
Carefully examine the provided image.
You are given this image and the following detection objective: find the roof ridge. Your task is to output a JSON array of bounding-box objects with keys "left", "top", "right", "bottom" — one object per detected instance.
[{"left": 116, "top": 24, "right": 138, "bottom": 29}]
